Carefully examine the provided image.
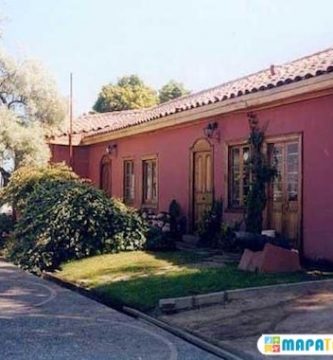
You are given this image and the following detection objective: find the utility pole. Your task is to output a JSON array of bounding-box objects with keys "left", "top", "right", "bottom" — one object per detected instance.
[{"left": 69, "top": 72, "right": 73, "bottom": 168}]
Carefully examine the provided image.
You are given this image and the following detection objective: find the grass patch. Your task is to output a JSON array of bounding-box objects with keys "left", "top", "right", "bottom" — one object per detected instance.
[{"left": 57, "top": 251, "right": 333, "bottom": 312}]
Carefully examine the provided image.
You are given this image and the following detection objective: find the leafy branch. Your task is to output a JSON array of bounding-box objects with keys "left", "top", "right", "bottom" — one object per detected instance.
[{"left": 245, "top": 112, "right": 277, "bottom": 234}]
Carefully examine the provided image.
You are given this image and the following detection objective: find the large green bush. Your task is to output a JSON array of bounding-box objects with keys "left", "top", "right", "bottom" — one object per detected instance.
[{"left": 3, "top": 165, "right": 146, "bottom": 273}]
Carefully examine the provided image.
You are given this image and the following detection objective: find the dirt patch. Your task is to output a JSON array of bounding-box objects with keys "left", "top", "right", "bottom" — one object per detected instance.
[{"left": 159, "top": 281, "right": 333, "bottom": 359}]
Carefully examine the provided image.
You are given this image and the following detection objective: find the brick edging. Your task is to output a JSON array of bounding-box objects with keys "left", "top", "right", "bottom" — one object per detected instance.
[{"left": 159, "top": 278, "right": 333, "bottom": 313}]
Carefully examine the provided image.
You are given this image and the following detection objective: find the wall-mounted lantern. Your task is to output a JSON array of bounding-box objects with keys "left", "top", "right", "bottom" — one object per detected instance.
[
  {"left": 106, "top": 143, "right": 118, "bottom": 156},
  {"left": 247, "top": 112, "right": 259, "bottom": 130},
  {"left": 203, "top": 122, "right": 220, "bottom": 142}
]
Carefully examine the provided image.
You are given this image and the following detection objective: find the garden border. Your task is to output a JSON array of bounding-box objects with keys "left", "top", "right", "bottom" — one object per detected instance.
[{"left": 159, "top": 278, "right": 333, "bottom": 313}]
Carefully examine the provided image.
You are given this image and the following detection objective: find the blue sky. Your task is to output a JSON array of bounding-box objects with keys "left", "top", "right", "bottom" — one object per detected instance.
[{"left": 2, "top": 0, "right": 333, "bottom": 115}]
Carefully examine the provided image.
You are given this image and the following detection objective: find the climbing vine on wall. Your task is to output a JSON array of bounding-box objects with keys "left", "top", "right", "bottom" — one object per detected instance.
[{"left": 245, "top": 113, "right": 277, "bottom": 234}]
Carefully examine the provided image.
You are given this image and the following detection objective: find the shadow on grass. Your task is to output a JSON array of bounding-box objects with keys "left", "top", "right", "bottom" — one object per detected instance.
[
  {"left": 92, "top": 265, "right": 332, "bottom": 313},
  {"left": 59, "top": 250, "right": 209, "bottom": 282},
  {"left": 145, "top": 250, "right": 209, "bottom": 263}
]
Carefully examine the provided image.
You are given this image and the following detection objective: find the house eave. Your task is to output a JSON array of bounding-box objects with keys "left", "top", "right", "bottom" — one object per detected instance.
[
  {"left": 53, "top": 72, "right": 333, "bottom": 146},
  {"left": 48, "top": 134, "right": 83, "bottom": 146}
]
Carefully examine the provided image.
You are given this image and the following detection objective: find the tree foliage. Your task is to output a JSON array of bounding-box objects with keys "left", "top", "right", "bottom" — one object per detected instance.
[
  {"left": 0, "top": 109, "right": 50, "bottom": 170},
  {"left": 93, "top": 75, "right": 158, "bottom": 112},
  {"left": 0, "top": 48, "right": 66, "bottom": 176},
  {"left": 93, "top": 75, "right": 191, "bottom": 113},
  {"left": 158, "top": 80, "right": 190, "bottom": 103}
]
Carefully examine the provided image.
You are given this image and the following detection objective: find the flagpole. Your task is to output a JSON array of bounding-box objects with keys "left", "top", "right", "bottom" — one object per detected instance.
[{"left": 69, "top": 72, "right": 73, "bottom": 168}]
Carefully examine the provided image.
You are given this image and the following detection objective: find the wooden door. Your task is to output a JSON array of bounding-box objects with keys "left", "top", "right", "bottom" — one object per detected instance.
[
  {"left": 267, "top": 139, "right": 301, "bottom": 248},
  {"left": 192, "top": 140, "right": 213, "bottom": 228},
  {"left": 100, "top": 155, "right": 112, "bottom": 196}
]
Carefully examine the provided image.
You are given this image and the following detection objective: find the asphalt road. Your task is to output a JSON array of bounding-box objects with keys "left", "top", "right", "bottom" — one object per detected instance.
[{"left": 0, "top": 260, "right": 221, "bottom": 360}]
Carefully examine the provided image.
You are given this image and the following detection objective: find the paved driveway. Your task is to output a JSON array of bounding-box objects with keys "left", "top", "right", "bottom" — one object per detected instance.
[{"left": 0, "top": 260, "right": 221, "bottom": 360}]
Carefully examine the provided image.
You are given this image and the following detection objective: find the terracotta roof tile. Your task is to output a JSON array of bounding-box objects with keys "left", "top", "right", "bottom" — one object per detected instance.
[{"left": 61, "top": 47, "right": 333, "bottom": 139}]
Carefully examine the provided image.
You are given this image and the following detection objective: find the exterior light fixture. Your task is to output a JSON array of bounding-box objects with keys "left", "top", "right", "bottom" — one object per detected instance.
[
  {"left": 247, "top": 112, "right": 258, "bottom": 130},
  {"left": 106, "top": 143, "right": 118, "bottom": 156},
  {"left": 203, "top": 122, "right": 220, "bottom": 141}
]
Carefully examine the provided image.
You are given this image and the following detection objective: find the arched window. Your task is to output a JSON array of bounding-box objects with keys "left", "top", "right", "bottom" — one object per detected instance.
[{"left": 100, "top": 155, "right": 112, "bottom": 196}]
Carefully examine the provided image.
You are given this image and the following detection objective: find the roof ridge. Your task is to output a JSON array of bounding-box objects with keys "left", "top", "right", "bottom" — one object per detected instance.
[
  {"left": 281, "top": 46, "right": 333, "bottom": 66},
  {"left": 79, "top": 108, "right": 148, "bottom": 119},
  {"left": 148, "top": 46, "right": 333, "bottom": 108},
  {"left": 54, "top": 45, "right": 333, "bottom": 140},
  {"left": 80, "top": 46, "right": 333, "bottom": 118}
]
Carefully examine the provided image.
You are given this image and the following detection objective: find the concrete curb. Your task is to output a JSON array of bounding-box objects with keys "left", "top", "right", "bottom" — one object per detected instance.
[
  {"left": 123, "top": 306, "right": 250, "bottom": 360},
  {"left": 226, "top": 278, "right": 333, "bottom": 301},
  {"left": 42, "top": 272, "right": 123, "bottom": 311},
  {"left": 44, "top": 272, "right": 249, "bottom": 359},
  {"left": 159, "top": 278, "right": 333, "bottom": 313},
  {"left": 43, "top": 272, "right": 94, "bottom": 297}
]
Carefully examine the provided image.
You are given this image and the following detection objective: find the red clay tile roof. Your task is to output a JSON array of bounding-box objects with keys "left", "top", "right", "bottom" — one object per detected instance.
[{"left": 62, "top": 47, "right": 333, "bottom": 139}]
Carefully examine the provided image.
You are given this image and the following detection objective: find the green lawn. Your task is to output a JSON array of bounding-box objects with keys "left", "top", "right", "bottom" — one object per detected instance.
[{"left": 57, "top": 251, "right": 332, "bottom": 312}]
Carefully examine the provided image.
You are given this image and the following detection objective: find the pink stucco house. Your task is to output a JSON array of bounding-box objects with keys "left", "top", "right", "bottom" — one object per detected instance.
[{"left": 50, "top": 47, "right": 333, "bottom": 262}]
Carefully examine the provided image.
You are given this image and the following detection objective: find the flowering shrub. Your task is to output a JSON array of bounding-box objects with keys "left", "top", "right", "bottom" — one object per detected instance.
[
  {"left": 141, "top": 211, "right": 174, "bottom": 251},
  {"left": 142, "top": 200, "right": 185, "bottom": 251},
  {"left": 141, "top": 211, "right": 171, "bottom": 232}
]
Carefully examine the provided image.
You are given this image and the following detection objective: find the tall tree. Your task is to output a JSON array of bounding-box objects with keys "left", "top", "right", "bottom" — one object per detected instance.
[
  {"left": 93, "top": 75, "right": 158, "bottom": 113},
  {"left": 158, "top": 80, "right": 190, "bottom": 103},
  {"left": 0, "top": 48, "right": 66, "bottom": 180}
]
